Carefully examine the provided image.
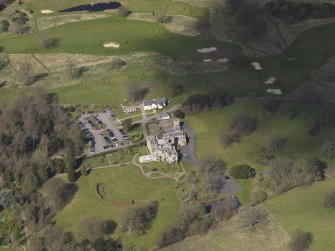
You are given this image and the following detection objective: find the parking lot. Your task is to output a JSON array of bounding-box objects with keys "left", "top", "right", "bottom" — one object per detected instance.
[{"left": 77, "top": 110, "right": 130, "bottom": 155}]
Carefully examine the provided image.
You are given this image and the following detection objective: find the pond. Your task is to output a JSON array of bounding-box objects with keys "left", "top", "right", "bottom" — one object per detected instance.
[{"left": 59, "top": 2, "right": 122, "bottom": 12}]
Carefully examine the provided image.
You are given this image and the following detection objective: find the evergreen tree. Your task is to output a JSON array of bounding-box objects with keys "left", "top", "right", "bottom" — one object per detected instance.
[{"left": 65, "top": 141, "right": 76, "bottom": 182}]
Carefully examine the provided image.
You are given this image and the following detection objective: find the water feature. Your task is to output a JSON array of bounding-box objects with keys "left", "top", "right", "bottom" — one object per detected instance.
[{"left": 59, "top": 2, "right": 122, "bottom": 12}]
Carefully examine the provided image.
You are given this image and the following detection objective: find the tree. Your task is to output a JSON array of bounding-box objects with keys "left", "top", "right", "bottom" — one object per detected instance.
[
  {"left": 52, "top": 158, "right": 65, "bottom": 173},
  {"left": 174, "top": 109, "right": 185, "bottom": 119},
  {"left": 65, "top": 60, "right": 81, "bottom": 80},
  {"left": 262, "top": 98, "right": 280, "bottom": 113},
  {"left": 229, "top": 113, "right": 257, "bottom": 136},
  {"left": 250, "top": 190, "right": 267, "bottom": 206},
  {"left": 0, "top": 54, "right": 7, "bottom": 70},
  {"left": 92, "top": 238, "right": 119, "bottom": 251},
  {"left": 38, "top": 32, "right": 58, "bottom": 49},
  {"left": 323, "top": 190, "right": 335, "bottom": 209},
  {"left": 220, "top": 130, "right": 240, "bottom": 148},
  {"left": 229, "top": 164, "right": 256, "bottom": 179},
  {"left": 81, "top": 164, "right": 88, "bottom": 176},
  {"left": 1, "top": 19, "right": 10, "bottom": 32},
  {"left": 157, "top": 225, "right": 185, "bottom": 248},
  {"left": 64, "top": 143, "right": 76, "bottom": 182},
  {"left": 17, "top": 60, "right": 32, "bottom": 84},
  {"left": 155, "top": 12, "right": 172, "bottom": 23},
  {"left": 119, "top": 201, "right": 159, "bottom": 235},
  {"left": 241, "top": 206, "right": 269, "bottom": 228},
  {"left": 108, "top": 57, "right": 126, "bottom": 70},
  {"left": 117, "top": 6, "right": 129, "bottom": 17},
  {"left": 268, "top": 157, "right": 294, "bottom": 188},
  {"left": 269, "top": 134, "right": 287, "bottom": 151},
  {"left": 283, "top": 102, "right": 299, "bottom": 119},
  {"left": 126, "top": 82, "right": 146, "bottom": 103},
  {"left": 78, "top": 217, "right": 113, "bottom": 242},
  {"left": 308, "top": 111, "right": 328, "bottom": 136},
  {"left": 0, "top": 188, "right": 12, "bottom": 208},
  {"left": 289, "top": 229, "right": 313, "bottom": 251},
  {"left": 44, "top": 178, "right": 77, "bottom": 211},
  {"left": 121, "top": 118, "right": 133, "bottom": 131},
  {"left": 167, "top": 82, "right": 184, "bottom": 97},
  {"left": 321, "top": 141, "right": 335, "bottom": 160},
  {"left": 198, "top": 158, "right": 226, "bottom": 195}
]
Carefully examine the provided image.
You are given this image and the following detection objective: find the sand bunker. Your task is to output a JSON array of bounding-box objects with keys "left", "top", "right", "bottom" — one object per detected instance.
[
  {"left": 251, "top": 62, "right": 263, "bottom": 70},
  {"left": 197, "top": 47, "right": 217, "bottom": 53},
  {"left": 218, "top": 58, "right": 228, "bottom": 63},
  {"left": 267, "top": 89, "right": 282, "bottom": 95},
  {"left": 103, "top": 42, "right": 120, "bottom": 48},
  {"left": 265, "top": 77, "right": 276, "bottom": 85},
  {"left": 41, "top": 9, "right": 54, "bottom": 14},
  {"left": 203, "top": 59, "right": 212, "bottom": 63}
]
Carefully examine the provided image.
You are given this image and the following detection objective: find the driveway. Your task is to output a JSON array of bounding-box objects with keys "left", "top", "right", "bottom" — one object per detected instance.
[{"left": 180, "top": 125, "right": 198, "bottom": 165}]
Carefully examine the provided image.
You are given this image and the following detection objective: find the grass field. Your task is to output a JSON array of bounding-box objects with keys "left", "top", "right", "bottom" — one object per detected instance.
[
  {"left": 0, "top": 17, "right": 235, "bottom": 60},
  {"left": 54, "top": 165, "right": 179, "bottom": 249},
  {"left": 162, "top": 205, "right": 290, "bottom": 251},
  {"left": 266, "top": 180, "right": 335, "bottom": 251},
  {"left": 184, "top": 100, "right": 335, "bottom": 169}
]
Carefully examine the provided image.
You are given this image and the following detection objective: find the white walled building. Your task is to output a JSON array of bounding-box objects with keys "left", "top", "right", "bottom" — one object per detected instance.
[{"left": 143, "top": 98, "right": 167, "bottom": 111}]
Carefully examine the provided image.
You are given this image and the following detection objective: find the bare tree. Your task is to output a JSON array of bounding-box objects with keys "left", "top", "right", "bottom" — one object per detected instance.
[
  {"left": 241, "top": 206, "right": 269, "bottom": 228},
  {"left": 323, "top": 189, "right": 335, "bottom": 209},
  {"left": 0, "top": 54, "right": 7, "bottom": 70},
  {"left": 77, "top": 217, "right": 110, "bottom": 242},
  {"left": 126, "top": 82, "right": 146, "bottom": 103},
  {"left": 321, "top": 141, "right": 335, "bottom": 160},
  {"left": 117, "top": 6, "right": 129, "bottom": 17},
  {"left": 198, "top": 157, "right": 226, "bottom": 195},
  {"left": 65, "top": 60, "right": 81, "bottom": 80},
  {"left": 17, "top": 60, "right": 32, "bottom": 84},
  {"left": 289, "top": 229, "right": 313, "bottom": 251},
  {"left": 269, "top": 134, "right": 287, "bottom": 151},
  {"left": 155, "top": 12, "right": 172, "bottom": 23},
  {"left": 38, "top": 32, "right": 58, "bottom": 49},
  {"left": 229, "top": 113, "right": 257, "bottom": 136}
]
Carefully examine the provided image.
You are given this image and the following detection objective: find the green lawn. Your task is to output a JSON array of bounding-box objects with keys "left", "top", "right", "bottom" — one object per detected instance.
[
  {"left": 185, "top": 100, "right": 335, "bottom": 169},
  {"left": 54, "top": 165, "right": 180, "bottom": 249},
  {"left": 266, "top": 180, "right": 335, "bottom": 251},
  {"left": 235, "top": 179, "right": 252, "bottom": 205}
]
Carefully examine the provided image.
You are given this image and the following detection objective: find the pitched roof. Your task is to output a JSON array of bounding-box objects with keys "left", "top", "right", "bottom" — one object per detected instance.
[{"left": 143, "top": 98, "right": 166, "bottom": 106}]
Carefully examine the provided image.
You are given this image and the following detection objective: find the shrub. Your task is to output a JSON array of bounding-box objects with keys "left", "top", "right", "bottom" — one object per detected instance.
[
  {"left": 174, "top": 109, "right": 185, "bottom": 119},
  {"left": 108, "top": 57, "right": 126, "bottom": 70},
  {"left": 289, "top": 229, "right": 313, "bottom": 251},
  {"left": 323, "top": 190, "right": 335, "bottom": 209},
  {"left": 230, "top": 164, "right": 256, "bottom": 179}
]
